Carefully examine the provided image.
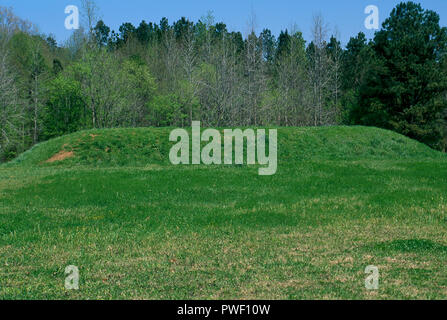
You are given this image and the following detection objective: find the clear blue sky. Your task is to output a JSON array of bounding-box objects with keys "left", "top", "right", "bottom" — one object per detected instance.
[{"left": 2, "top": 0, "right": 447, "bottom": 46}]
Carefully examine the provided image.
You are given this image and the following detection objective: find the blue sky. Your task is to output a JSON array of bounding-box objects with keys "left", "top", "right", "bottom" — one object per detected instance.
[{"left": 3, "top": 0, "right": 447, "bottom": 46}]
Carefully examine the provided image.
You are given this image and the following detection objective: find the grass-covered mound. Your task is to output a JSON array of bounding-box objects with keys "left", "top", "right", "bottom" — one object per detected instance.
[
  {"left": 1, "top": 125, "right": 447, "bottom": 299},
  {"left": 6, "top": 126, "right": 444, "bottom": 167}
]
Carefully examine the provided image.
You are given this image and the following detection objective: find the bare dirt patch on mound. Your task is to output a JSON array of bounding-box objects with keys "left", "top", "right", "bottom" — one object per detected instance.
[{"left": 45, "top": 151, "right": 74, "bottom": 163}]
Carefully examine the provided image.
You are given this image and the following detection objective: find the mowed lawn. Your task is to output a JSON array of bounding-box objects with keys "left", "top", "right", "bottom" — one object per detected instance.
[{"left": 0, "top": 127, "right": 447, "bottom": 299}]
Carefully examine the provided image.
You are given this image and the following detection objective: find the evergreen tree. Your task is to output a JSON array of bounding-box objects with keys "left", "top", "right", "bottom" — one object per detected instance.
[{"left": 353, "top": 2, "right": 447, "bottom": 149}]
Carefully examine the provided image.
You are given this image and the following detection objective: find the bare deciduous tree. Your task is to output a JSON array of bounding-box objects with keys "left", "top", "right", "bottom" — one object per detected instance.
[
  {"left": 81, "top": 0, "right": 100, "bottom": 42},
  {"left": 0, "top": 32, "right": 23, "bottom": 158},
  {"left": 243, "top": 10, "right": 265, "bottom": 126},
  {"left": 308, "top": 13, "right": 333, "bottom": 126}
]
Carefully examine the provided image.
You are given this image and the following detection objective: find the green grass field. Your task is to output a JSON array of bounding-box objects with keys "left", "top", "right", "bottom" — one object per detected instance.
[{"left": 1, "top": 126, "right": 447, "bottom": 299}]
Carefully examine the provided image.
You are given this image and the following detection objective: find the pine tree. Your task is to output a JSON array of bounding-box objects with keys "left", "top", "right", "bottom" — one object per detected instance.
[{"left": 354, "top": 2, "right": 447, "bottom": 149}]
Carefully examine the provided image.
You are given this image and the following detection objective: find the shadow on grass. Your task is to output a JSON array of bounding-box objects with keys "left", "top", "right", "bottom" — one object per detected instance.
[{"left": 366, "top": 239, "right": 447, "bottom": 254}]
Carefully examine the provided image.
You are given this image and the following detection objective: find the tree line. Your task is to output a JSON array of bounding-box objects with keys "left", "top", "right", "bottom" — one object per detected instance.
[{"left": 1, "top": 1, "right": 446, "bottom": 162}]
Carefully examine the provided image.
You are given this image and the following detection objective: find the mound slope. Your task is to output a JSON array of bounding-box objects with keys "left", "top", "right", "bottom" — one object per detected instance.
[{"left": 5, "top": 126, "right": 445, "bottom": 167}]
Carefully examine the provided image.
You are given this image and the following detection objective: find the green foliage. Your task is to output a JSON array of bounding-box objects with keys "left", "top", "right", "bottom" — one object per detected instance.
[
  {"left": 147, "top": 94, "right": 184, "bottom": 127},
  {"left": 121, "top": 57, "right": 157, "bottom": 126},
  {"left": 93, "top": 20, "right": 110, "bottom": 47},
  {"left": 351, "top": 2, "right": 447, "bottom": 150},
  {"left": 260, "top": 28, "right": 275, "bottom": 63},
  {"left": 8, "top": 33, "right": 51, "bottom": 81},
  {"left": 42, "top": 75, "right": 85, "bottom": 139}
]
